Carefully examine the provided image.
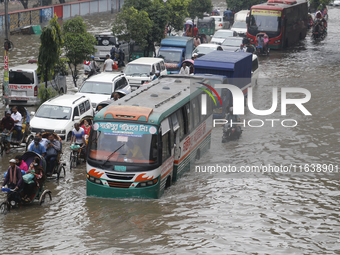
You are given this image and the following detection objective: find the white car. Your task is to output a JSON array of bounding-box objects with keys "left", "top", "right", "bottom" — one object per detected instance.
[
  {"left": 231, "top": 21, "right": 248, "bottom": 37},
  {"left": 334, "top": 0, "right": 340, "bottom": 6},
  {"left": 209, "top": 16, "right": 225, "bottom": 31},
  {"left": 192, "top": 43, "right": 223, "bottom": 58},
  {"left": 211, "top": 29, "right": 238, "bottom": 45},
  {"left": 76, "top": 72, "right": 131, "bottom": 109},
  {"left": 30, "top": 94, "right": 94, "bottom": 141}
]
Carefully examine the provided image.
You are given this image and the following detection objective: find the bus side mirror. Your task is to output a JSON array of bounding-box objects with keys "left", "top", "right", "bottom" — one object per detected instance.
[{"left": 246, "top": 17, "right": 250, "bottom": 24}]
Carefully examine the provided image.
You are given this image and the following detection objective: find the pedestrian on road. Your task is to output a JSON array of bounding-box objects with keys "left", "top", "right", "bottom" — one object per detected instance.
[{"left": 103, "top": 55, "right": 115, "bottom": 72}]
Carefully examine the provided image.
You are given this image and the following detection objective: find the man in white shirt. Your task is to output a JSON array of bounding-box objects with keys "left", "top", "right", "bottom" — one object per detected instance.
[
  {"left": 179, "top": 63, "right": 190, "bottom": 75},
  {"left": 11, "top": 106, "right": 22, "bottom": 142},
  {"left": 103, "top": 54, "right": 114, "bottom": 72}
]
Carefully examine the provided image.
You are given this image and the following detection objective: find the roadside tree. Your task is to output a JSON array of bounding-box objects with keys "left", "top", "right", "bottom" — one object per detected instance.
[
  {"left": 37, "top": 14, "right": 63, "bottom": 89},
  {"left": 310, "top": 0, "right": 332, "bottom": 11},
  {"left": 63, "top": 16, "right": 96, "bottom": 87},
  {"left": 225, "top": 0, "right": 262, "bottom": 12},
  {"left": 166, "top": 0, "right": 191, "bottom": 31},
  {"left": 112, "top": 6, "right": 153, "bottom": 55},
  {"left": 188, "top": 0, "right": 213, "bottom": 21}
]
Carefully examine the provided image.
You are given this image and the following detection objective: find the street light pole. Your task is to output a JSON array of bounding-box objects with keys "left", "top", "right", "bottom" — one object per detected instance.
[{"left": 4, "top": 0, "right": 9, "bottom": 104}]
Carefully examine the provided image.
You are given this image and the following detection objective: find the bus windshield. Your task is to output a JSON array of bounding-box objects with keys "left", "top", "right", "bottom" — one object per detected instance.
[
  {"left": 88, "top": 122, "right": 158, "bottom": 165},
  {"left": 248, "top": 9, "right": 282, "bottom": 37}
]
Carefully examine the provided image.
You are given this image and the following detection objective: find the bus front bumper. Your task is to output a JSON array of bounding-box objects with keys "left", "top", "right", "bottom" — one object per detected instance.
[{"left": 86, "top": 179, "right": 161, "bottom": 199}]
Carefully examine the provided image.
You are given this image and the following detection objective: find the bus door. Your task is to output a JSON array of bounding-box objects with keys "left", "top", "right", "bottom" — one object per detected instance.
[{"left": 170, "top": 113, "right": 181, "bottom": 160}]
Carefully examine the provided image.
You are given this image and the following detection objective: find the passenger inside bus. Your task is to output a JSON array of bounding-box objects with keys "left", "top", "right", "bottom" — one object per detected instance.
[{"left": 125, "top": 139, "right": 144, "bottom": 160}]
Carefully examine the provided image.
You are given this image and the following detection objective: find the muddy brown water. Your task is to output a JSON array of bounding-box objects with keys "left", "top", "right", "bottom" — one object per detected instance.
[{"left": 1, "top": 5, "right": 340, "bottom": 254}]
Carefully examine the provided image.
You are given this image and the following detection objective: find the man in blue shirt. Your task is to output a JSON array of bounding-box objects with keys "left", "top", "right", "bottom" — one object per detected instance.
[{"left": 28, "top": 137, "right": 46, "bottom": 157}]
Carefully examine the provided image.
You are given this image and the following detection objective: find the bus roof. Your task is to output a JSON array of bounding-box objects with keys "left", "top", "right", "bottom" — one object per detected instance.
[
  {"left": 94, "top": 75, "right": 205, "bottom": 125},
  {"left": 251, "top": 0, "right": 307, "bottom": 11}
]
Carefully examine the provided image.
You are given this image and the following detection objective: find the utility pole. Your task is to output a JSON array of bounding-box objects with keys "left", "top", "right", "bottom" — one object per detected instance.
[{"left": 4, "top": 0, "right": 9, "bottom": 105}]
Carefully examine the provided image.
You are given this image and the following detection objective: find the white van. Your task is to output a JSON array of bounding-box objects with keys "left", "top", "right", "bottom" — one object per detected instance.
[
  {"left": 231, "top": 10, "right": 249, "bottom": 36},
  {"left": 30, "top": 94, "right": 94, "bottom": 141},
  {"left": 94, "top": 32, "right": 129, "bottom": 62},
  {"left": 124, "top": 57, "right": 167, "bottom": 90},
  {"left": 251, "top": 54, "right": 260, "bottom": 87},
  {"left": 76, "top": 72, "right": 131, "bottom": 109},
  {"left": 5, "top": 62, "right": 67, "bottom": 106}
]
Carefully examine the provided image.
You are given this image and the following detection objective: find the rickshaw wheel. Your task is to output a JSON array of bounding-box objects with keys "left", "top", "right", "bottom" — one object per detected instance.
[
  {"left": 39, "top": 190, "right": 52, "bottom": 205},
  {"left": 57, "top": 164, "right": 66, "bottom": 180},
  {"left": 0, "top": 202, "right": 10, "bottom": 214}
]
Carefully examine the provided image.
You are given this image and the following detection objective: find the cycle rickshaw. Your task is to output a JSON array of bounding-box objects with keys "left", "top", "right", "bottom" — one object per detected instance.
[
  {"left": 0, "top": 106, "right": 32, "bottom": 155},
  {"left": 0, "top": 151, "right": 52, "bottom": 214},
  {"left": 41, "top": 132, "right": 66, "bottom": 180}
]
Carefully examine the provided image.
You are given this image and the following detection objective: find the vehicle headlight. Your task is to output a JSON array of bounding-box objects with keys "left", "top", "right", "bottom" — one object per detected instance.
[{"left": 54, "top": 129, "right": 66, "bottom": 134}]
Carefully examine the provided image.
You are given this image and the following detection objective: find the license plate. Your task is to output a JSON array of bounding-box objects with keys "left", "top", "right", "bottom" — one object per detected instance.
[{"left": 11, "top": 91, "right": 27, "bottom": 97}]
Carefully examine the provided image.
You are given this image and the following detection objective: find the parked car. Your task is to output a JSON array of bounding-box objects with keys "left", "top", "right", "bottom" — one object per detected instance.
[
  {"left": 76, "top": 73, "right": 131, "bottom": 109},
  {"left": 124, "top": 57, "right": 167, "bottom": 90},
  {"left": 192, "top": 43, "right": 223, "bottom": 58},
  {"left": 30, "top": 95, "right": 94, "bottom": 141},
  {"left": 5, "top": 61, "right": 67, "bottom": 106},
  {"left": 221, "top": 37, "right": 244, "bottom": 51},
  {"left": 211, "top": 29, "right": 238, "bottom": 45}
]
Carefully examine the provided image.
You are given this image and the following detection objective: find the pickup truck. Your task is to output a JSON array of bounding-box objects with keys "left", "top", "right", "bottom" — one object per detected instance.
[{"left": 157, "top": 37, "right": 194, "bottom": 74}]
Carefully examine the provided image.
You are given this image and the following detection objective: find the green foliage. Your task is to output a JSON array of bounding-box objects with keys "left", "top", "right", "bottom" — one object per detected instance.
[
  {"left": 63, "top": 16, "right": 97, "bottom": 87},
  {"left": 166, "top": 0, "right": 190, "bottom": 30},
  {"left": 188, "top": 0, "right": 213, "bottom": 20},
  {"left": 226, "top": 0, "right": 262, "bottom": 12},
  {"left": 55, "top": 58, "right": 68, "bottom": 76},
  {"left": 310, "top": 0, "right": 331, "bottom": 11},
  {"left": 37, "top": 85, "right": 58, "bottom": 109},
  {"left": 112, "top": 6, "right": 153, "bottom": 50},
  {"left": 38, "top": 14, "right": 63, "bottom": 88}
]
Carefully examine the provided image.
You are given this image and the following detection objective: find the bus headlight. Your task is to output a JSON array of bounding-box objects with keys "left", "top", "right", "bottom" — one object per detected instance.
[
  {"left": 274, "top": 40, "right": 281, "bottom": 43},
  {"left": 136, "top": 178, "right": 158, "bottom": 188}
]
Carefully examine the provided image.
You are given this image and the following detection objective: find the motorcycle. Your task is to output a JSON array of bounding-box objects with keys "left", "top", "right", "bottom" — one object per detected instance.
[
  {"left": 83, "top": 61, "right": 100, "bottom": 81},
  {"left": 312, "top": 23, "right": 327, "bottom": 40},
  {"left": 221, "top": 123, "right": 242, "bottom": 143}
]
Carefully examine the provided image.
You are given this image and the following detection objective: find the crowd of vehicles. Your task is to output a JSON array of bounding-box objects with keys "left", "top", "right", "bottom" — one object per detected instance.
[{"left": 1, "top": 0, "right": 318, "bottom": 201}]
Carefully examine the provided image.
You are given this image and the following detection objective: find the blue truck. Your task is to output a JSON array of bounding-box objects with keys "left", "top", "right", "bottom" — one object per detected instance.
[
  {"left": 194, "top": 51, "right": 252, "bottom": 118},
  {"left": 157, "top": 37, "right": 194, "bottom": 74}
]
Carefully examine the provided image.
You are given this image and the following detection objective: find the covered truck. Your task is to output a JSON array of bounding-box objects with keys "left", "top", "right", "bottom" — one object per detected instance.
[
  {"left": 157, "top": 37, "right": 194, "bottom": 74},
  {"left": 194, "top": 51, "right": 252, "bottom": 118}
]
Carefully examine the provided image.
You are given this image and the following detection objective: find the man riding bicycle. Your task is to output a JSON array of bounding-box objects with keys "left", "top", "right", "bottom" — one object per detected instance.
[
  {"left": 70, "top": 123, "right": 86, "bottom": 159},
  {"left": 1, "top": 111, "right": 15, "bottom": 154}
]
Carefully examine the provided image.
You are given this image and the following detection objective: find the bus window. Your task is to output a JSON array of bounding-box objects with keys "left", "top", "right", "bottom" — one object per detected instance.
[
  {"left": 191, "top": 97, "right": 200, "bottom": 128},
  {"left": 176, "top": 109, "right": 185, "bottom": 140},
  {"left": 184, "top": 103, "right": 192, "bottom": 133},
  {"left": 162, "top": 132, "right": 170, "bottom": 162}
]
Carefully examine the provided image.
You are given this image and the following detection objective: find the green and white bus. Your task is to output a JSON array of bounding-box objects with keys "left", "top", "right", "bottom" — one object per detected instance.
[{"left": 86, "top": 75, "right": 213, "bottom": 199}]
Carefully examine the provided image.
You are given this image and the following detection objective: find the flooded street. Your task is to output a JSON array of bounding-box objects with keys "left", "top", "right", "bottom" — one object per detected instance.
[{"left": 1, "top": 5, "right": 340, "bottom": 254}]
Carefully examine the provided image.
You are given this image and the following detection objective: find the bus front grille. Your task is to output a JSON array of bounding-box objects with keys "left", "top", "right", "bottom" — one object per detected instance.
[{"left": 107, "top": 181, "right": 131, "bottom": 188}]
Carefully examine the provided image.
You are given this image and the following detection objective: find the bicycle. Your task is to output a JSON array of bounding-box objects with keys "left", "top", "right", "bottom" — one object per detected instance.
[{"left": 70, "top": 144, "right": 80, "bottom": 169}]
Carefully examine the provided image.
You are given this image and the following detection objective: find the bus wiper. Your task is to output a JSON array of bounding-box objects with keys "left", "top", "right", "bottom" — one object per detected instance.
[{"left": 100, "top": 144, "right": 125, "bottom": 168}]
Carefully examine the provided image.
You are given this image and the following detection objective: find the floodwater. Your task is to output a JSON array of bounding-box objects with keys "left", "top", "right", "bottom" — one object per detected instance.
[{"left": 1, "top": 6, "right": 340, "bottom": 254}]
